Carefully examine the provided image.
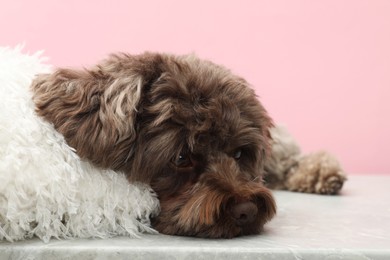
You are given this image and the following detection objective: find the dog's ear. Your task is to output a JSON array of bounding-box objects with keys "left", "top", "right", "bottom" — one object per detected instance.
[{"left": 31, "top": 53, "right": 162, "bottom": 171}]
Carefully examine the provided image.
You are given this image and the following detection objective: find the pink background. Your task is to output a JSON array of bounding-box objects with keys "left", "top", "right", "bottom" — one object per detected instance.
[{"left": 1, "top": 0, "right": 389, "bottom": 174}]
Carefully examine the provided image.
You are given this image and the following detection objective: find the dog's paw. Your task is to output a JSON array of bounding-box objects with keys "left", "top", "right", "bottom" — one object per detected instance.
[
  {"left": 314, "top": 169, "right": 346, "bottom": 195},
  {"left": 285, "top": 151, "right": 347, "bottom": 195}
]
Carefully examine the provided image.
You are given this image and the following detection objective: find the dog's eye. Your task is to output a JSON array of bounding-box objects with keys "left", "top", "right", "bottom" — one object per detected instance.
[
  {"left": 233, "top": 149, "right": 242, "bottom": 160},
  {"left": 173, "top": 153, "right": 193, "bottom": 168}
]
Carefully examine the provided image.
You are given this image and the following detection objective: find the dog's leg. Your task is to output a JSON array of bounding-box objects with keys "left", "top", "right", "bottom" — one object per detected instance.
[
  {"left": 264, "top": 126, "right": 346, "bottom": 195},
  {"left": 284, "top": 151, "right": 346, "bottom": 195}
]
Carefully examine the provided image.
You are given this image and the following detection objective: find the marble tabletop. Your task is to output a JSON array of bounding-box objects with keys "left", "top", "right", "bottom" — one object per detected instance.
[{"left": 0, "top": 175, "right": 389, "bottom": 260}]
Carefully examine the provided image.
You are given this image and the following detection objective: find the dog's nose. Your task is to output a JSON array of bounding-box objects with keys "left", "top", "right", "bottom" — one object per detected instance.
[{"left": 231, "top": 201, "right": 258, "bottom": 226}]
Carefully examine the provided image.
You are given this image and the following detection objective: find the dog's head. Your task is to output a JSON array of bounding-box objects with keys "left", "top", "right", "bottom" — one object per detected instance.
[{"left": 32, "top": 53, "right": 276, "bottom": 238}]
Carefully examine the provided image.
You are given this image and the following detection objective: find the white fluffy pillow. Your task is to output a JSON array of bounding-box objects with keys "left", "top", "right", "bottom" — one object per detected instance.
[{"left": 0, "top": 46, "right": 160, "bottom": 242}]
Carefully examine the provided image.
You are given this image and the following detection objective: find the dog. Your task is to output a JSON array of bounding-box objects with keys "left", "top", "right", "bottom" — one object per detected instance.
[{"left": 31, "top": 52, "right": 346, "bottom": 238}]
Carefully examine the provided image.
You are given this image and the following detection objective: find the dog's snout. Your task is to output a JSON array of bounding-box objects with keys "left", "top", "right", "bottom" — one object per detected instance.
[{"left": 231, "top": 201, "right": 258, "bottom": 226}]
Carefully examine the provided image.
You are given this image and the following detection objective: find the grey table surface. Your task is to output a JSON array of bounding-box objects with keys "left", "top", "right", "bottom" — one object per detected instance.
[{"left": 0, "top": 175, "right": 389, "bottom": 260}]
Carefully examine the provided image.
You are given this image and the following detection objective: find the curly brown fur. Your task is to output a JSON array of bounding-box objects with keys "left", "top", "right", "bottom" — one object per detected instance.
[
  {"left": 31, "top": 53, "right": 276, "bottom": 238},
  {"left": 31, "top": 52, "right": 346, "bottom": 238},
  {"left": 264, "top": 126, "right": 346, "bottom": 195}
]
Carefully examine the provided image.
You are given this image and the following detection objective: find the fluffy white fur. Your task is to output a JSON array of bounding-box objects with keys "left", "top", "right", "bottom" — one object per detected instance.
[{"left": 0, "top": 46, "right": 160, "bottom": 242}]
